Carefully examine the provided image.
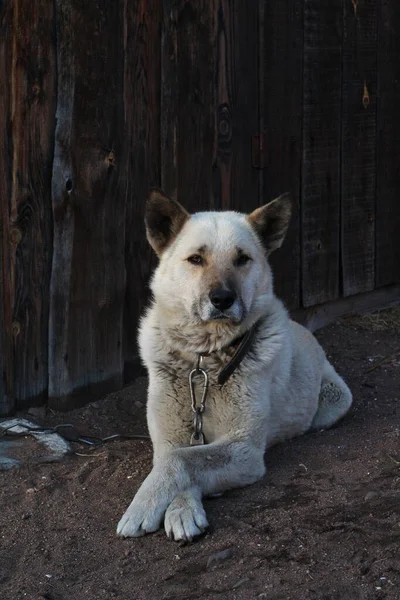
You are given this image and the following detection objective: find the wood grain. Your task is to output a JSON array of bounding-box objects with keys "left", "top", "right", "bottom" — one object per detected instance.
[
  {"left": 293, "top": 284, "right": 400, "bottom": 333},
  {"left": 212, "top": 0, "right": 259, "bottom": 212},
  {"left": 302, "top": 0, "right": 342, "bottom": 307},
  {"left": 341, "top": 0, "right": 376, "bottom": 297},
  {"left": 123, "top": 0, "right": 162, "bottom": 381},
  {"left": 0, "top": 1, "right": 14, "bottom": 415},
  {"left": 376, "top": 0, "right": 400, "bottom": 287},
  {"left": 0, "top": 0, "right": 56, "bottom": 413},
  {"left": 49, "top": 0, "right": 126, "bottom": 409},
  {"left": 161, "top": 0, "right": 217, "bottom": 212},
  {"left": 262, "top": 0, "right": 303, "bottom": 309}
]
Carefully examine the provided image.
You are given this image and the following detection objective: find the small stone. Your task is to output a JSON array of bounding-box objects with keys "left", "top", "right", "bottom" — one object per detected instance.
[
  {"left": 232, "top": 578, "right": 250, "bottom": 590},
  {"left": 26, "top": 488, "right": 37, "bottom": 494},
  {"left": 364, "top": 491, "right": 378, "bottom": 501},
  {"left": 206, "top": 548, "right": 234, "bottom": 569},
  {"left": 134, "top": 400, "right": 144, "bottom": 409},
  {"left": 91, "top": 402, "right": 100, "bottom": 409}
]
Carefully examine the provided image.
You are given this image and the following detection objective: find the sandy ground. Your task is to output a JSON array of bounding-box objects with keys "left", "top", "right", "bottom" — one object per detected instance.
[{"left": 1, "top": 315, "right": 400, "bottom": 600}]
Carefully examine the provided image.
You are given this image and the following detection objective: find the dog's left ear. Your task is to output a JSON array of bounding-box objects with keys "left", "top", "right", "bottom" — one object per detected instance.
[
  {"left": 145, "top": 189, "right": 189, "bottom": 255},
  {"left": 247, "top": 193, "right": 292, "bottom": 255}
]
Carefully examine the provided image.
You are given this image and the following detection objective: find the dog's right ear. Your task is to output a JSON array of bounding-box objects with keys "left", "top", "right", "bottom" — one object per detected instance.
[{"left": 145, "top": 189, "right": 189, "bottom": 255}]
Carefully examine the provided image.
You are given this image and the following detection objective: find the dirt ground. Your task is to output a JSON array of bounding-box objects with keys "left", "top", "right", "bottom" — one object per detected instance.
[{"left": 1, "top": 314, "right": 400, "bottom": 600}]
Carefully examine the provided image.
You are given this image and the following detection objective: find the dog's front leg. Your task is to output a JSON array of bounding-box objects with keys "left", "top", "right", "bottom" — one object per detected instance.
[
  {"left": 164, "top": 486, "right": 208, "bottom": 542},
  {"left": 117, "top": 439, "right": 265, "bottom": 539}
]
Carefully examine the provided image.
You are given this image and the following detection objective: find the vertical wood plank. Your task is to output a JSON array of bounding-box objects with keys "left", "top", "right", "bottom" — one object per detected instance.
[
  {"left": 0, "top": 0, "right": 56, "bottom": 412},
  {"left": 0, "top": 185, "right": 12, "bottom": 413},
  {"left": 0, "top": 2, "right": 14, "bottom": 415},
  {"left": 262, "top": 0, "right": 303, "bottom": 309},
  {"left": 123, "top": 0, "right": 162, "bottom": 381},
  {"left": 213, "top": 0, "right": 259, "bottom": 212},
  {"left": 376, "top": 0, "right": 400, "bottom": 287},
  {"left": 302, "top": 0, "right": 342, "bottom": 307},
  {"left": 341, "top": 0, "right": 376, "bottom": 297},
  {"left": 49, "top": 0, "right": 127, "bottom": 409},
  {"left": 161, "top": 0, "right": 217, "bottom": 212}
]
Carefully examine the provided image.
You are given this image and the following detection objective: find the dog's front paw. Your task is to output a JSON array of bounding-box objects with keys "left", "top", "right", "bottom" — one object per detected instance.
[
  {"left": 117, "top": 494, "right": 165, "bottom": 538},
  {"left": 164, "top": 489, "right": 209, "bottom": 542}
]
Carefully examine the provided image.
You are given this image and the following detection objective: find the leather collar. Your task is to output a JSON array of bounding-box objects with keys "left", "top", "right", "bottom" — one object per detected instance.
[{"left": 217, "top": 320, "right": 260, "bottom": 385}]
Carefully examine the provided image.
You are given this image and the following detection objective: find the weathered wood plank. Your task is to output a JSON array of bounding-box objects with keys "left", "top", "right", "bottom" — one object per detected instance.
[
  {"left": 0, "top": 225, "right": 9, "bottom": 414},
  {"left": 123, "top": 0, "right": 162, "bottom": 382},
  {"left": 262, "top": 0, "right": 303, "bottom": 309},
  {"left": 0, "top": 1, "right": 14, "bottom": 415},
  {"left": 212, "top": 0, "right": 259, "bottom": 212},
  {"left": 0, "top": 0, "right": 56, "bottom": 412},
  {"left": 341, "top": 0, "right": 376, "bottom": 297},
  {"left": 302, "top": 0, "right": 342, "bottom": 307},
  {"left": 376, "top": 0, "right": 400, "bottom": 287},
  {"left": 0, "top": 227, "right": 10, "bottom": 414},
  {"left": 293, "top": 284, "right": 400, "bottom": 333},
  {"left": 49, "top": 0, "right": 126, "bottom": 409},
  {"left": 161, "top": 0, "right": 217, "bottom": 211}
]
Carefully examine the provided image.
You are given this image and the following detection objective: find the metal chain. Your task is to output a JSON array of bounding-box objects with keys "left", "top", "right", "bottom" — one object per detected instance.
[{"left": 189, "top": 354, "right": 208, "bottom": 445}]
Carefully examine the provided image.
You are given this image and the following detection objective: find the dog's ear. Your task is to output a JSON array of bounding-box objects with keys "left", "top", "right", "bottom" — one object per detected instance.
[
  {"left": 247, "top": 193, "right": 291, "bottom": 255},
  {"left": 145, "top": 189, "right": 189, "bottom": 255}
]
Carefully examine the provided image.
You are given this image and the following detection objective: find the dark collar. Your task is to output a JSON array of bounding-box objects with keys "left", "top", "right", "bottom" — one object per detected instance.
[{"left": 217, "top": 320, "right": 260, "bottom": 385}]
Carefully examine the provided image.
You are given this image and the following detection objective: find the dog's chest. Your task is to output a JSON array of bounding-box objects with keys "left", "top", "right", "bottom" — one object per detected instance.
[
  {"left": 158, "top": 351, "right": 250, "bottom": 443},
  {"left": 186, "top": 369, "right": 243, "bottom": 444}
]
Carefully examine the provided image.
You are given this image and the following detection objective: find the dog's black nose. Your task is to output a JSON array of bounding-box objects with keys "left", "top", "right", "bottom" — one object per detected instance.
[{"left": 209, "top": 288, "right": 236, "bottom": 311}]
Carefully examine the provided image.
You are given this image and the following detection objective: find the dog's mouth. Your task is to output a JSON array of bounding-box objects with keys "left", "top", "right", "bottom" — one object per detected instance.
[
  {"left": 205, "top": 307, "right": 245, "bottom": 325},
  {"left": 209, "top": 312, "right": 230, "bottom": 321},
  {"left": 193, "top": 299, "right": 246, "bottom": 326}
]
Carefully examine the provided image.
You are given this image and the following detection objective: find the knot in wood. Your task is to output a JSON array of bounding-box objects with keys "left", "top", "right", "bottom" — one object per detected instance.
[
  {"left": 106, "top": 151, "right": 116, "bottom": 167},
  {"left": 32, "top": 82, "right": 40, "bottom": 96},
  {"left": 12, "top": 321, "right": 21, "bottom": 337},
  {"left": 9, "top": 228, "right": 22, "bottom": 246},
  {"left": 217, "top": 104, "right": 232, "bottom": 145}
]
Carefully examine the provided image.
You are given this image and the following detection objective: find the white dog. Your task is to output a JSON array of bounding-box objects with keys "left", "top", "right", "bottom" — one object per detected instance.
[{"left": 117, "top": 189, "right": 352, "bottom": 542}]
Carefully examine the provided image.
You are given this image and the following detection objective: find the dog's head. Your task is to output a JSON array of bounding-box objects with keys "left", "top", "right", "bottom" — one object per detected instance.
[{"left": 145, "top": 189, "right": 291, "bottom": 329}]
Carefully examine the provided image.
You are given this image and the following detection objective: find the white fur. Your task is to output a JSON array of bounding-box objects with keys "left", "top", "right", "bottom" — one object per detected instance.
[{"left": 117, "top": 209, "right": 352, "bottom": 541}]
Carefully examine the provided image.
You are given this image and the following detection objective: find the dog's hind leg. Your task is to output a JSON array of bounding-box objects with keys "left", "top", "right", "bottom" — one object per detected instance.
[{"left": 310, "top": 361, "right": 352, "bottom": 431}]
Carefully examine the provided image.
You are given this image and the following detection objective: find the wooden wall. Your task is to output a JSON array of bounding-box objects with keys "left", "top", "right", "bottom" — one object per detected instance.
[{"left": 1, "top": 0, "right": 399, "bottom": 414}]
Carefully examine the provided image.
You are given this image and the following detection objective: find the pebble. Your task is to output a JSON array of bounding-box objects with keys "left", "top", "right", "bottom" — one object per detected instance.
[
  {"left": 364, "top": 491, "right": 378, "bottom": 501},
  {"left": 232, "top": 578, "right": 250, "bottom": 590},
  {"left": 206, "top": 548, "right": 234, "bottom": 569}
]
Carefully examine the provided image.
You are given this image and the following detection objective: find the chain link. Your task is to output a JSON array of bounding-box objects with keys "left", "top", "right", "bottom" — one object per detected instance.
[{"left": 189, "top": 354, "right": 208, "bottom": 445}]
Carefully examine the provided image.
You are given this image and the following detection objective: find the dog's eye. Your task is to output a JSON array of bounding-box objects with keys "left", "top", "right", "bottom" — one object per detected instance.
[
  {"left": 235, "top": 254, "right": 251, "bottom": 267},
  {"left": 187, "top": 254, "right": 203, "bottom": 266}
]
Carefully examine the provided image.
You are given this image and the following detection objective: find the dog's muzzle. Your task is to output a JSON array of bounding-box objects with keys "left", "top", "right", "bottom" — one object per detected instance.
[{"left": 209, "top": 288, "right": 236, "bottom": 311}]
